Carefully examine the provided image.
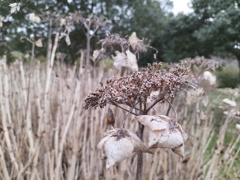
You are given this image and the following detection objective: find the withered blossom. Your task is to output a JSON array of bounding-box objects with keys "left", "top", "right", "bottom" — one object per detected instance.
[
  {"left": 180, "top": 56, "right": 220, "bottom": 81},
  {"left": 99, "top": 33, "right": 130, "bottom": 51},
  {"left": 84, "top": 63, "right": 196, "bottom": 113},
  {"left": 128, "top": 32, "right": 148, "bottom": 53},
  {"left": 180, "top": 56, "right": 220, "bottom": 70},
  {"left": 97, "top": 128, "right": 152, "bottom": 169},
  {"left": 136, "top": 115, "right": 188, "bottom": 157},
  {"left": 99, "top": 33, "right": 148, "bottom": 54}
]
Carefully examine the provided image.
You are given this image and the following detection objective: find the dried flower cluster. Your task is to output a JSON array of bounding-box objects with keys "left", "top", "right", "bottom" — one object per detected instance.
[
  {"left": 99, "top": 33, "right": 130, "bottom": 51},
  {"left": 180, "top": 56, "right": 220, "bottom": 71},
  {"left": 99, "top": 33, "right": 148, "bottom": 53},
  {"left": 64, "top": 11, "right": 83, "bottom": 25},
  {"left": 128, "top": 32, "right": 148, "bottom": 53},
  {"left": 84, "top": 63, "right": 195, "bottom": 110},
  {"left": 64, "top": 11, "right": 109, "bottom": 28}
]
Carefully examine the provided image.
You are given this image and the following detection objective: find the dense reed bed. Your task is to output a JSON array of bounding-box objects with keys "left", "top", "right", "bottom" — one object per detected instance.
[{"left": 0, "top": 58, "right": 239, "bottom": 180}]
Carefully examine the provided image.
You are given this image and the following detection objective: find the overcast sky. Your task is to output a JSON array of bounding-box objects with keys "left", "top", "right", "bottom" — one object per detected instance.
[{"left": 172, "top": 0, "right": 192, "bottom": 14}]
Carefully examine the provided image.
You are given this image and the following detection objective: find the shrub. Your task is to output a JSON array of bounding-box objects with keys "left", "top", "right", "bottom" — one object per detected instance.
[{"left": 216, "top": 67, "right": 240, "bottom": 88}]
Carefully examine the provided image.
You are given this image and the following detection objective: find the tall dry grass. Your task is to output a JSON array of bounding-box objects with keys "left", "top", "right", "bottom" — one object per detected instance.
[{"left": 0, "top": 58, "right": 239, "bottom": 180}]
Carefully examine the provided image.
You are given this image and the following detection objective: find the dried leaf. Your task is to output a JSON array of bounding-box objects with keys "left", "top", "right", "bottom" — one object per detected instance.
[
  {"left": 93, "top": 50, "right": 100, "bottom": 62},
  {"left": 29, "top": 13, "right": 41, "bottom": 23},
  {"left": 203, "top": 71, "right": 216, "bottom": 85},
  {"left": 60, "top": 18, "right": 66, "bottom": 26},
  {"left": 128, "top": 32, "right": 139, "bottom": 50},
  {"left": 126, "top": 49, "right": 138, "bottom": 71},
  {"left": 112, "top": 51, "right": 127, "bottom": 68},
  {"left": 9, "top": 3, "right": 20, "bottom": 14},
  {"left": 222, "top": 98, "right": 237, "bottom": 107},
  {"left": 112, "top": 50, "right": 138, "bottom": 71},
  {"left": 172, "top": 144, "right": 185, "bottom": 158},
  {"left": 35, "top": 39, "right": 43, "bottom": 47},
  {"left": 136, "top": 115, "right": 170, "bottom": 131},
  {"left": 153, "top": 128, "right": 187, "bottom": 149}
]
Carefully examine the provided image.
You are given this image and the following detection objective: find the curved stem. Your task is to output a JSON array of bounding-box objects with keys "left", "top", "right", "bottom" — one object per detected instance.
[
  {"left": 146, "top": 95, "right": 164, "bottom": 113},
  {"left": 110, "top": 101, "right": 139, "bottom": 116}
]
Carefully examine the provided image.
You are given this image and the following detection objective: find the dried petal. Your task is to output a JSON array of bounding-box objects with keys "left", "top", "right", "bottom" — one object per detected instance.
[
  {"left": 112, "top": 51, "right": 127, "bottom": 67},
  {"left": 172, "top": 144, "right": 185, "bottom": 158},
  {"left": 35, "top": 39, "right": 43, "bottom": 47},
  {"left": 126, "top": 49, "right": 138, "bottom": 71},
  {"left": 153, "top": 128, "right": 186, "bottom": 149},
  {"left": 222, "top": 98, "right": 237, "bottom": 107},
  {"left": 9, "top": 3, "right": 20, "bottom": 14},
  {"left": 29, "top": 13, "right": 41, "bottom": 23},
  {"left": 136, "top": 115, "right": 170, "bottom": 131},
  {"left": 128, "top": 32, "right": 139, "bottom": 50},
  {"left": 203, "top": 71, "right": 216, "bottom": 85}
]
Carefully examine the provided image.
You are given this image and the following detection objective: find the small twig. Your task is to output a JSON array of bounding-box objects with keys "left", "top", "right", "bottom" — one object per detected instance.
[
  {"left": 16, "top": 153, "right": 36, "bottom": 179},
  {"left": 146, "top": 95, "right": 164, "bottom": 113},
  {"left": 165, "top": 98, "right": 178, "bottom": 121},
  {"left": 110, "top": 101, "right": 139, "bottom": 116}
]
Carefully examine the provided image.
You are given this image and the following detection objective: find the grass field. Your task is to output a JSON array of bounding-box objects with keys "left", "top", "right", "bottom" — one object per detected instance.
[{"left": 0, "top": 59, "right": 239, "bottom": 180}]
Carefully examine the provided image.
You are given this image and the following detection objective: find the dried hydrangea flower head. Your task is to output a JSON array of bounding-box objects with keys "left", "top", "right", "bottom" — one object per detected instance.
[
  {"left": 99, "top": 33, "right": 148, "bottom": 53},
  {"left": 180, "top": 56, "right": 220, "bottom": 85},
  {"left": 84, "top": 63, "right": 195, "bottom": 113},
  {"left": 99, "top": 33, "right": 130, "bottom": 52}
]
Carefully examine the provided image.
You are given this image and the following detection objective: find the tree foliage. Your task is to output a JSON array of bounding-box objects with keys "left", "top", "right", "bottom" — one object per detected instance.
[
  {"left": 192, "top": 0, "right": 240, "bottom": 69},
  {"left": 160, "top": 13, "right": 214, "bottom": 62},
  {"left": 0, "top": 0, "right": 172, "bottom": 64}
]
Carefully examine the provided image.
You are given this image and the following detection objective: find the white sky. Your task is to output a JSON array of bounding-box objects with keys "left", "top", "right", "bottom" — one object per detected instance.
[{"left": 172, "top": 0, "right": 192, "bottom": 14}]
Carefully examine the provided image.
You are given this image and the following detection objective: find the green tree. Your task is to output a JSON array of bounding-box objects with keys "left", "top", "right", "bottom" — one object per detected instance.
[
  {"left": 0, "top": 0, "right": 172, "bottom": 64},
  {"left": 161, "top": 13, "right": 215, "bottom": 62},
  {"left": 192, "top": 0, "right": 240, "bottom": 77},
  {"left": 139, "top": 12, "right": 212, "bottom": 65}
]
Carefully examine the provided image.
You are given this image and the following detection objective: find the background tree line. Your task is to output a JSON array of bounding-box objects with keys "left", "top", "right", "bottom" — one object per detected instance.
[{"left": 0, "top": 0, "right": 240, "bottom": 73}]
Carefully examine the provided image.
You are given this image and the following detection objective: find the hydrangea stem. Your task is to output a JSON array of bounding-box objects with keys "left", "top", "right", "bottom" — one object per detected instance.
[{"left": 136, "top": 122, "right": 145, "bottom": 180}]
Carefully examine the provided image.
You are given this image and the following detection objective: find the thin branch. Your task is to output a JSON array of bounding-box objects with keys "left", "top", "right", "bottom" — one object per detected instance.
[
  {"left": 110, "top": 101, "right": 139, "bottom": 116},
  {"left": 165, "top": 98, "right": 178, "bottom": 121},
  {"left": 146, "top": 95, "right": 164, "bottom": 113}
]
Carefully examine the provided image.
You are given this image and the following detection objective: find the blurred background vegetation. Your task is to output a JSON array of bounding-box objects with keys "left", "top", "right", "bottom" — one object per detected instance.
[
  {"left": 0, "top": 0, "right": 240, "bottom": 87},
  {"left": 0, "top": 1, "right": 239, "bottom": 179}
]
